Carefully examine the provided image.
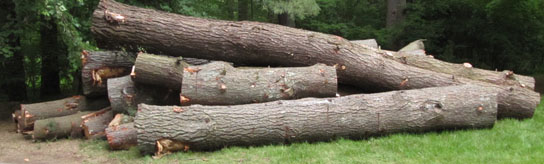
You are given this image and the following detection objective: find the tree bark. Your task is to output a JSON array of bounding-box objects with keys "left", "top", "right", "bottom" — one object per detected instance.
[
  {"left": 386, "top": 0, "right": 406, "bottom": 27},
  {"left": 91, "top": 0, "right": 539, "bottom": 119},
  {"left": 108, "top": 75, "right": 179, "bottom": 115},
  {"left": 82, "top": 107, "right": 114, "bottom": 139},
  {"left": 180, "top": 61, "right": 337, "bottom": 105},
  {"left": 20, "top": 96, "right": 110, "bottom": 131},
  {"left": 135, "top": 85, "right": 498, "bottom": 154},
  {"left": 278, "top": 13, "right": 295, "bottom": 27},
  {"left": 81, "top": 50, "right": 137, "bottom": 97},
  {"left": 32, "top": 111, "right": 91, "bottom": 140},
  {"left": 106, "top": 122, "right": 137, "bottom": 150}
]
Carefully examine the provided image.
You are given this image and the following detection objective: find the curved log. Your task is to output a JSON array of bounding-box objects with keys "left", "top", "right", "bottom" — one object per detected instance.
[
  {"left": 82, "top": 50, "right": 137, "bottom": 97},
  {"left": 180, "top": 61, "right": 337, "bottom": 105},
  {"left": 135, "top": 85, "right": 498, "bottom": 154}
]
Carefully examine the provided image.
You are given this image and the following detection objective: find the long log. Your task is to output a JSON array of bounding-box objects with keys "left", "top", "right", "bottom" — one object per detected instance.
[
  {"left": 106, "top": 122, "right": 137, "bottom": 150},
  {"left": 82, "top": 50, "right": 137, "bottom": 96},
  {"left": 91, "top": 0, "right": 539, "bottom": 119},
  {"left": 82, "top": 107, "right": 114, "bottom": 139},
  {"left": 32, "top": 111, "right": 91, "bottom": 140},
  {"left": 108, "top": 75, "right": 179, "bottom": 115},
  {"left": 351, "top": 40, "right": 536, "bottom": 90},
  {"left": 20, "top": 96, "right": 110, "bottom": 131},
  {"left": 135, "top": 85, "right": 498, "bottom": 154},
  {"left": 180, "top": 61, "right": 336, "bottom": 105}
]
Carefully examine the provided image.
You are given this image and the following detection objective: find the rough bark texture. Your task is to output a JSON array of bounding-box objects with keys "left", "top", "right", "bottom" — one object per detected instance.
[
  {"left": 91, "top": 0, "right": 539, "bottom": 119},
  {"left": 135, "top": 85, "right": 498, "bottom": 154},
  {"left": 106, "top": 123, "right": 137, "bottom": 150},
  {"left": 181, "top": 61, "right": 337, "bottom": 105},
  {"left": 33, "top": 111, "right": 91, "bottom": 140},
  {"left": 82, "top": 107, "right": 114, "bottom": 139},
  {"left": 133, "top": 53, "right": 187, "bottom": 89},
  {"left": 82, "top": 50, "right": 137, "bottom": 97},
  {"left": 20, "top": 96, "right": 110, "bottom": 131},
  {"left": 108, "top": 75, "right": 179, "bottom": 115}
]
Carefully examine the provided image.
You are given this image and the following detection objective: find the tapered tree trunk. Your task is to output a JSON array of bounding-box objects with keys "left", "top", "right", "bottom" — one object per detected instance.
[
  {"left": 91, "top": 0, "right": 539, "bottom": 119},
  {"left": 107, "top": 75, "right": 179, "bottom": 115},
  {"left": 181, "top": 61, "right": 337, "bottom": 105},
  {"left": 135, "top": 85, "right": 498, "bottom": 154},
  {"left": 106, "top": 122, "right": 137, "bottom": 150},
  {"left": 20, "top": 96, "right": 110, "bottom": 131},
  {"left": 40, "top": 18, "right": 61, "bottom": 97},
  {"left": 82, "top": 107, "right": 114, "bottom": 139},
  {"left": 81, "top": 51, "right": 137, "bottom": 97},
  {"left": 33, "top": 111, "right": 91, "bottom": 140},
  {"left": 238, "top": 0, "right": 249, "bottom": 21},
  {"left": 351, "top": 40, "right": 536, "bottom": 90}
]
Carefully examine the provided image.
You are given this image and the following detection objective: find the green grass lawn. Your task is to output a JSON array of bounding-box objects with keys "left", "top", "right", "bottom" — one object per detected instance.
[{"left": 81, "top": 97, "right": 544, "bottom": 164}]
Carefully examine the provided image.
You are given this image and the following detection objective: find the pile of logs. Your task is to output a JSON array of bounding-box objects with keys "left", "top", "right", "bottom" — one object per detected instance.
[{"left": 12, "top": 0, "right": 540, "bottom": 158}]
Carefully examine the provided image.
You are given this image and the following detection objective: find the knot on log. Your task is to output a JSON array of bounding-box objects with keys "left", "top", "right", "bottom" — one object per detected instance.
[{"left": 104, "top": 10, "right": 125, "bottom": 24}]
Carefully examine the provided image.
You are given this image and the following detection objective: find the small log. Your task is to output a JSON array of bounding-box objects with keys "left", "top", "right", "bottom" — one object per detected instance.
[
  {"left": 106, "top": 122, "right": 137, "bottom": 150},
  {"left": 181, "top": 61, "right": 337, "bottom": 105},
  {"left": 108, "top": 75, "right": 179, "bottom": 115},
  {"left": 20, "top": 96, "right": 110, "bottom": 132},
  {"left": 82, "top": 107, "right": 114, "bottom": 139},
  {"left": 108, "top": 114, "right": 133, "bottom": 127},
  {"left": 82, "top": 50, "right": 137, "bottom": 96},
  {"left": 32, "top": 111, "right": 92, "bottom": 140},
  {"left": 12, "top": 110, "right": 21, "bottom": 133},
  {"left": 133, "top": 53, "right": 188, "bottom": 89},
  {"left": 135, "top": 85, "right": 498, "bottom": 154}
]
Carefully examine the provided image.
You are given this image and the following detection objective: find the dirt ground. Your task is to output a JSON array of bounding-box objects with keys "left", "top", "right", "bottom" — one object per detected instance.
[{"left": 0, "top": 120, "right": 117, "bottom": 164}]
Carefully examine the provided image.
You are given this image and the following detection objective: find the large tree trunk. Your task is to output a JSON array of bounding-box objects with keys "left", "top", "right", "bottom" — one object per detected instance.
[
  {"left": 135, "top": 85, "right": 498, "bottom": 154},
  {"left": 32, "top": 111, "right": 91, "bottom": 140},
  {"left": 107, "top": 75, "right": 179, "bottom": 115},
  {"left": 81, "top": 51, "right": 137, "bottom": 97},
  {"left": 181, "top": 61, "right": 337, "bottom": 105},
  {"left": 106, "top": 122, "right": 137, "bottom": 150},
  {"left": 386, "top": 0, "right": 406, "bottom": 27},
  {"left": 20, "top": 96, "right": 110, "bottom": 131},
  {"left": 91, "top": 0, "right": 539, "bottom": 119},
  {"left": 82, "top": 107, "right": 114, "bottom": 139}
]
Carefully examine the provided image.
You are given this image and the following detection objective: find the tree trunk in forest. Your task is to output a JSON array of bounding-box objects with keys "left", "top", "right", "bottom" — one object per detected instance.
[
  {"left": 106, "top": 122, "right": 137, "bottom": 150},
  {"left": 32, "top": 111, "right": 91, "bottom": 140},
  {"left": 40, "top": 18, "right": 61, "bottom": 97},
  {"left": 238, "top": 0, "right": 249, "bottom": 21},
  {"left": 82, "top": 107, "right": 114, "bottom": 139},
  {"left": 108, "top": 75, "right": 179, "bottom": 115},
  {"left": 136, "top": 85, "right": 498, "bottom": 154},
  {"left": 20, "top": 96, "right": 110, "bottom": 131},
  {"left": 180, "top": 61, "right": 337, "bottom": 105},
  {"left": 350, "top": 40, "right": 536, "bottom": 90},
  {"left": 82, "top": 51, "right": 137, "bottom": 97},
  {"left": 386, "top": 0, "right": 406, "bottom": 27},
  {"left": 278, "top": 13, "right": 295, "bottom": 27},
  {"left": 91, "top": 0, "right": 539, "bottom": 119}
]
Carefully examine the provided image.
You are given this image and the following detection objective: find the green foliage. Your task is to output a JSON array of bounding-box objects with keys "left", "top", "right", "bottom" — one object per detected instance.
[{"left": 262, "top": 0, "right": 320, "bottom": 19}]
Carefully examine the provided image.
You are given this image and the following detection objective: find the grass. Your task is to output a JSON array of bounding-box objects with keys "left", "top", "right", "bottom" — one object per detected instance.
[{"left": 81, "top": 97, "right": 544, "bottom": 164}]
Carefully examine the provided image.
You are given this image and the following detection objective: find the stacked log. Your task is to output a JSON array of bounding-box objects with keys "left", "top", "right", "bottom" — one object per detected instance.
[
  {"left": 91, "top": 0, "right": 539, "bottom": 119},
  {"left": 33, "top": 111, "right": 92, "bottom": 140},
  {"left": 82, "top": 107, "right": 115, "bottom": 139},
  {"left": 82, "top": 50, "right": 137, "bottom": 96}
]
